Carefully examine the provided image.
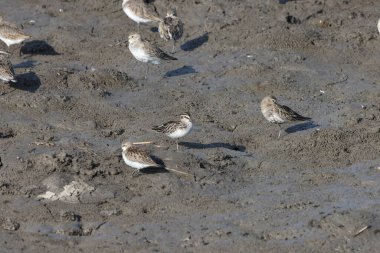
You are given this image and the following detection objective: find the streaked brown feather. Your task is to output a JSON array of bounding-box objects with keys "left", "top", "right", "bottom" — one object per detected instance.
[
  {"left": 0, "top": 54, "right": 15, "bottom": 82},
  {"left": 124, "top": 0, "right": 161, "bottom": 22},
  {"left": 278, "top": 105, "right": 311, "bottom": 121},
  {"left": 0, "top": 22, "right": 30, "bottom": 40},
  {"left": 142, "top": 41, "right": 177, "bottom": 60},
  {"left": 126, "top": 146, "right": 159, "bottom": 167}
]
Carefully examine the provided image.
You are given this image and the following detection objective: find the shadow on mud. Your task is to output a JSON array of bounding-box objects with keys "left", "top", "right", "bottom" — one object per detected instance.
[
  {"left": 21, "top": 40, "right": 59, "bottom": 55},
  {"left": 165, "top": 65, "right": 197, "bottom": 77},
  {"left": 180, "top": 142, "right": 246, "bottom": 152},
  {"left": 134, "top": 155, "right": 168, "bottom": 175},
  {"left": 181, "top": 32, "right": 209, "bottom": 51},
  {"left": 13, "top": 60, "right": 39, "bottom": 69},
  {"left": 11, "top": 72, "right": 41, "bottom": 92},
  {"left": 285, "top": 121, "right": 319, "bottom": 134}
]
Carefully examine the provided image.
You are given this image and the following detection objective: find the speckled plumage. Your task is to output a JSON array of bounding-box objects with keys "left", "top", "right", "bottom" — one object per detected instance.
[
  {"left": 128, "top": 33, "right": 177, "bottom": 64},
  {"left": 128, "top": 33, "right": 177, "bottom": 78},
  {"left": 0, "top": 18, "right": 31, "bottom": 47},
  {"left": 122, "top": 0, "right": 162, "bottom": 27},
  {"left": 159, "top": 9, "right": 184, "bottom": 52},
  {"left": 152, "top": 113, "right": 192, "bottom": 150},
  {"left": 0, "top": 53, "right": 16, "bottom": 83},
  {"left": 261, "top": 96, "right": 311, "bottom": 137},
  {"left": 121, "top": 140, "right": 192, "bottom": 177},
  {"left": 121, "top": 141, "right": 160, "bottom": 172}
]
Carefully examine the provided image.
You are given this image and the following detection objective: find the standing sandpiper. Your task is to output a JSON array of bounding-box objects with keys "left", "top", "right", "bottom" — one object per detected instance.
[
  {"left": 121, "top": 140, "right": 192, "bottom": 177},
  {"left": 0, "top": 52, "right": 16, "bottom": 83},
  {"left": 122, "top": 0, "right": 162, "bottom": 30},
  {"left": 0, "top": 17, "right": 31, "bottom": 47},
  {"left": 260, "top": 96, "right": 311, "bottom": 138},
  {"left": 128, "top": 33, "right": 177, "bottom": 79},
  {"left": 152, "top": 112, "right": 192, "bottom": 150},
  {"left": 159, "top": 9, "right": 184, "bottom": 53}
]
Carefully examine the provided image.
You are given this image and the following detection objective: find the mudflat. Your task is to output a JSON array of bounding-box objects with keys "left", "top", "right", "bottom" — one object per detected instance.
[{"left": 0, "top": 0, "right": 380, "bottom": 252}]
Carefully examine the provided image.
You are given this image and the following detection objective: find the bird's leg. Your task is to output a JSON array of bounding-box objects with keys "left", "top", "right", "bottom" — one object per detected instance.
[
  {"left": 137, "top": 23, "right": 140, "bottom": 32},
  {"left": 145, "top": 64, "right": 148, "bottom": 80},
  {"left": 176, "top": 140, "right": 179, "bottom": 151},
  {"left": 277, "top": 124, "right": 282, "bottom": 138},
  {"left": 171, "top": 40, "right": 176, "bottom": 54},
  {"left": 132, "top": 169, "right": 142, "bottom": 177}
]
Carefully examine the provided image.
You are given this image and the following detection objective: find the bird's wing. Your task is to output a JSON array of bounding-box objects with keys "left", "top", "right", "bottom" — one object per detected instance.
[
  {"left": 143, "top": 41, "right": 177, "bottom": 60},
  {"left": 165, "top": 16, "right": 184, "bottom": 40},
  {"left": 158, "top": 21, "right": 170, "bottom": 40},
  {"left": 142, "top": 2, "right": 162, "bottom": 22},
  {"left": 0, "top": 23, "right": 30, "bottom": 39},
  {"left": 127, "top": 147, "right": 158, "bottom": 166},
  {"left": 152, "top": 121, "right": 179, "bottom": 132},
  {"left": 278, "top": 105, "right": 310, "bottom": 121},
  {"left": 0, "top": 55, "right": 15, "bottom": 81}
]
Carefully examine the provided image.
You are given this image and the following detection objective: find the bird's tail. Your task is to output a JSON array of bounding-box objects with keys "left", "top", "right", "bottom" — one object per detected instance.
[
  {"left": 162, "top": 53, "right": 177, "bottom": 61},
  {"left": 152, "top": 125, "right": 165, "bottom": 132},
  {"left": 295, "top": 115, "right": 311, "bottom": 121}
]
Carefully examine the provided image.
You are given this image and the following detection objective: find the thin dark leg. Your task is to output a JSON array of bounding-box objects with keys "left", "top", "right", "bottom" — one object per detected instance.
[{"left": 145, "top": 64, "right": 148, "bottom": 80}]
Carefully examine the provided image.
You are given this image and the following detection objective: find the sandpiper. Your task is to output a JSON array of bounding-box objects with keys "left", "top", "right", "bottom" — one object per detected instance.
[
  {"left": 260, "top": 96, "right": 311, "bottom": 138},
  {"left": 152, "top": 112, "right": 192, "bottom": 150},
  {"left": 0, "top": 52, "right": 16, "bottom": 83},
  {"left": 121, "top": 140, "right": 192, "bottom": 176},
  {"left": 121, "top": 140, "right": 161, "bottom": 175},
  {"left": 0, "top": 17, "right": 31, "bottom": 47},
  {"left": 122, "top": 0, "right": 162, "bottom": 30},
  {"left": 159, "top": 9, "right": 184, "bottom": 53},
  {"left": 128, "top": 33, "right": 177, "bottom": 78}
]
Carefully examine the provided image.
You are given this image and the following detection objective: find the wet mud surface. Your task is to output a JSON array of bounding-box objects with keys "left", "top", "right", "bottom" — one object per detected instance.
[{"left": 1, "top": 0, "right": 380, "bottom": 252}]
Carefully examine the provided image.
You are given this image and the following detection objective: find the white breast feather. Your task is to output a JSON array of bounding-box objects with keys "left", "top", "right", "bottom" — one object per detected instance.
[
  {"left": 0, "top": 36, "right": 25, "bottom": 46},
  {"left": 129, "top": 45, "right": 161, "bottom": 64},
  {"left": 168, "top": 122, "right": 192, "bottom": 139},
  {"left": 122, "top": 153, "right": 150, "bottom": 170},
  {"left": 123, "top": 7, "right": 152, "bottom": 24}
]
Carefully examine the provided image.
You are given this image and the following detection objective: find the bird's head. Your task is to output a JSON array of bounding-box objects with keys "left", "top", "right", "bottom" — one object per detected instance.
[
  {"left": 261, "top": 95, "right": 277, "bottom": 106},
  {"left": 167, "top": 9, "right": 177, "bottom": 17},
  {"left": 180, "top": 112, "right": 191, "bottom": 122},
  {"left": 128, "top": 33, "right": 141, "bottom": 44},
  {"left": 121, "top": 140, "right": 132, "bottom": 151}
]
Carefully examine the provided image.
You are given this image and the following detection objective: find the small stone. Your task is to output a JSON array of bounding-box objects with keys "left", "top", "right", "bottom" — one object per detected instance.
[
  {"left": 109, "top": 168, "right": 121, "bottom": 175},
  {"left": 1, "top": 218, "right": 20, "bottom": 231},
  {"left": 60, "top": 211, "right": 81, "bottom": 222},
  {"left": 55, "top": 223, "right": 83, "bottom": 236},
  {"left": 100, "top": 209, "right": 121, "bottom": 217},
  {"left": 286, "top": 14, "right": 301, "bottom": 24}
]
